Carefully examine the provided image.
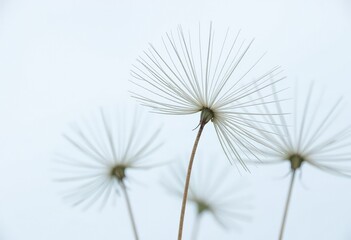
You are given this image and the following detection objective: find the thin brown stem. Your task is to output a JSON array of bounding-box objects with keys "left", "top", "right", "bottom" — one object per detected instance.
[
  {"left": 279, "top": 170, "right": 296, "bottom": 240},
  {"left": 178, "top": 123, "right": 206, "bottom": 240},
  {"left": 120, "top": 180, "right": 139, "bottom": 240}
]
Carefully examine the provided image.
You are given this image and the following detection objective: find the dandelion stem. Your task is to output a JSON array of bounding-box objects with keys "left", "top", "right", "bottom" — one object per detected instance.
[
  {"left": 120, "top": 180, "right": 139, "bottom": 240},
  {"left": 178, "top": 123, "right": 206, "bottom": 240},
  {"left": 279, "top": 170, "right": 296, "bottom": 240},
  {"left": 191, "top": 214, "right": 203, "bottom": 240}
]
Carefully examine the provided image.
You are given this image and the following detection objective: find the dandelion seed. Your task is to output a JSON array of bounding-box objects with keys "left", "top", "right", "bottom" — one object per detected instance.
[
  {"left": 54, "top": 107, "right": 162, "bottom": 240},
  {"left": 162, "top": 156, "right": 251, "bottom": 239},
  {"left": 131, "top": 23, "right": 285, "bottom": 239},
  {"left": 253, "top": 82, "right": 351, "bottom": 240}
]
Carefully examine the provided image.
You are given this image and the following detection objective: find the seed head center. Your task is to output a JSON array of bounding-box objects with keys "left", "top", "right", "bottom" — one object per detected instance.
[
  {"left": 196, "top": 200, "right": 210, "bottom": 214},
  {"left": 111, "top": 165, "right": 127, "bottom": 181},
  {"left": 200, "top": 107, "right": 214, "bottom": 125},
  {"left": 288, "top": 154, "right": 304, "bottom": 170}
]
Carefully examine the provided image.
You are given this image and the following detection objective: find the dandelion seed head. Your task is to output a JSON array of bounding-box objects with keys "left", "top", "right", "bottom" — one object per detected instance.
[
  {"left": 131, "top": 23, "right": 285, "bottom": 170},
  {"left": 54, "top": 107, "right": 162, "bottom": 209},
  {"left": 162, "top": 155, "right": 252, "bottom": 229},
  {"left": 254, "top": 82, "right": 351, "bottom": 177}
]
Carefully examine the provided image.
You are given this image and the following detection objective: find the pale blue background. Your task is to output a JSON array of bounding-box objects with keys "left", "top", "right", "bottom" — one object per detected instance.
[{"left": 1, "top": 0, "right": 351, "bottom": 239}]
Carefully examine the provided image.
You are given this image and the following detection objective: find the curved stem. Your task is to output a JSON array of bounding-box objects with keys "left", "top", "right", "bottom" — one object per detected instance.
[
  {"left": 120, "top": 180, "right": 139, "bottom": 240},
  {"left": 178, "top": 123, "right": 206, "bottom": 240},
  {"left": 191, "top": 214, "right": 203, "bottom": 240},
  {"left": 279, "top": 170, "right": 296, "bottom": 240}
]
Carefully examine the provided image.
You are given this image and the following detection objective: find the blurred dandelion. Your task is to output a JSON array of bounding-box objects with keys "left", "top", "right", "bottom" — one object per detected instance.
[
  {"left": 253, "top": 82, "right": 351, "bottom": 240},
  {"left": 131, "top": 23, "right": 285, "bottom": 239},
  {"left": 162, "top": 156, "right": 251, "bottom": 240},
  {"left": 54, "top": 107, "right": 162, "bottom": 240}
]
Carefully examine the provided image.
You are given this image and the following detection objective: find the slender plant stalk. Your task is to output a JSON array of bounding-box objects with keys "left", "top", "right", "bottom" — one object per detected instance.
[
  {"left": 120, "top": 180, "right": 139, "bottom": 240},
  {"left": 191, "top": 214, "right": 203, "bottom": 240},
  {"left": 279, "top": 170, "right": 296, "bottom": 240},
  {"left": 178, "top": 123, "right": 206, "bottom": 240}
]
